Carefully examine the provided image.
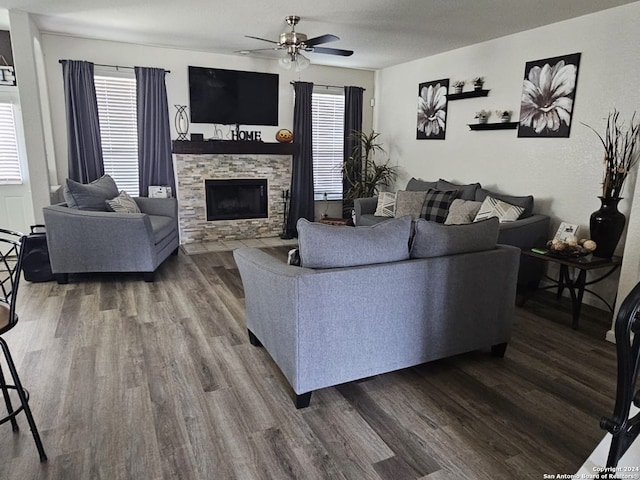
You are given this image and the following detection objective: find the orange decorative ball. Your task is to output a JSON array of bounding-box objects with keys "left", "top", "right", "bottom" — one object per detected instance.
[{"left": 276, "top": 129, "right": 293, "bottom": 143}]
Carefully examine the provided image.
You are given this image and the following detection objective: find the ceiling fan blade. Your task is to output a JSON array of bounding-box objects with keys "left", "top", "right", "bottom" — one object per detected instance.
[
  {"left": 304, "top": 34, "right": 339, "bottom": 46},
  {"left": 245, "top": 35, "right": 280, "bottom": 45},
  {"left": 236, "top": 47, "right": 284, "bottom": 53},
  {"left": 308, "top": 46, "right": 354, "bottom": 57}
]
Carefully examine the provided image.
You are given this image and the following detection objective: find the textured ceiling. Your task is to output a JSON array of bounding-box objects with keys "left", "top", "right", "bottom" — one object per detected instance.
[{"left": 0, "top": 0, "right": 637, "bottom": 70}]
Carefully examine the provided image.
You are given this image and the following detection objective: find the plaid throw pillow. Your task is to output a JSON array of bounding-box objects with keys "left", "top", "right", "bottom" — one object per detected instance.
[{"left": 421, "top": 188, "right": 458, "bottom": 223}]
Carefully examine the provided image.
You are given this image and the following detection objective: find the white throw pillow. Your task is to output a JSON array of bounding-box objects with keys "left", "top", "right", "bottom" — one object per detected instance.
[
  {"left": 105, "top": 190, "right": 141, "bottom": 214},
  {"left": 374, "top": 192, "right": 396, "bottom": 217},
  {"left": 473, "top": 196, "right": 524, "bottom": 223}
]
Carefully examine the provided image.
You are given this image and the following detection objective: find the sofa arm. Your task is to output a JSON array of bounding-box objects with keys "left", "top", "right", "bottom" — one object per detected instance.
[
  {"left": 498, "top": 214, "right": 550, "bottom": 290},
  {"left": 354, "top": 196, "right": 378, "bottom": 225},
  {"left": 134, "top": 197, "right": 178, "bottom": 218},
  {"left": 497, "top": 214, "right": 550, "bottom": 249},
  {"left": 43, "top": 204, "right": 157, "bottom": 274}
]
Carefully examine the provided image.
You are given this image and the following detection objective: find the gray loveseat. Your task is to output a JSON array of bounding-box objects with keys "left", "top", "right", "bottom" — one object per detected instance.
[
  {"left": 43, "top": 181, "right": 179, "bottom": 283},
  {"left": 355, "top": 178, "right": 550, "bottom": 290},
  {"left": 234, "top": 216, "right": 520, "bottom": 408}
]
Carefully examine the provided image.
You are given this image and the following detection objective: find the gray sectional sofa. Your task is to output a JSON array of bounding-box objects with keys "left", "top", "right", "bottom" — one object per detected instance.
[
  {"left": 234, "top": 216, "right": 520, "bottom": 408},
  {"left": 355, "top": 178, "right": 550, "bottom": 290}
]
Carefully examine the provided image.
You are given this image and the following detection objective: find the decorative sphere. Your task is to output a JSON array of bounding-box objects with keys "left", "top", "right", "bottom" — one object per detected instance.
[
  {"left": 276, "top": 129, "right": 293, "bottom": 143},
  {"left": 565, "top": 235, "right": 578, "bottom": 246},
  {"left": 583, "top": 240, "right": 597, "bottom": 251}
]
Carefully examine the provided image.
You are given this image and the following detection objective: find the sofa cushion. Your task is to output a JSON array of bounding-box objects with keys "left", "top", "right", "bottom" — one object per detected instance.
[
  {"left": 474, "top": 196, "right": 524, "bottom": 223},
  {"left": 475, "top": 188, "right": 534, "bottom": 218},
  {"left": 421, "top": 189, "right": 458, "bottom": 223},
  {"left": 437, "top": 179, "right": 481, "bottom": 201},
  {"left": 64, "top": 174, "right": 119, "bottom": 211},
  {"left": 445, "top": 199, "right": 483, "bottom": 225},
  {"left": 297, "top": 216, "right": 412, "bottom": 269},
  {"left": 410, "top": 217, "right": 499, "bottom": 258},
  {"left": 148, "top": 215, "right": 176, "bottom": 245},
  {"left": 394, "top": 191, "right": 427, "bottom": 220},
  {"left": 406, "top": 177, "right": 438, "bottom": 191},
  {"left": 374, "top": 192, "right": 396, "bottom": 217},
  {"left": 105, "top": 191, "right": 141, "bottom": 214}
]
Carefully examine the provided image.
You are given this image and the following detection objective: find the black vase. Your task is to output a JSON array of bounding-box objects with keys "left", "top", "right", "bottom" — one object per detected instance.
[{"left": 589, "top": 196, "right": 626, "bottom": 258}]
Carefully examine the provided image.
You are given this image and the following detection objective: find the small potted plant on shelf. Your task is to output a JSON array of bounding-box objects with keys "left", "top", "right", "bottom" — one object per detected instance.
[
  {"left": 452, "top": 80, "right": 465, "bottom": 94},
  {"left": 496, "top": 110, "right": 512, "bottom": 123},
  {"left": 475, "top": 110, "right": 490, "bottom": 124},
  {"left": 472, "top": 76, "right": 485, "bottom": 90}
]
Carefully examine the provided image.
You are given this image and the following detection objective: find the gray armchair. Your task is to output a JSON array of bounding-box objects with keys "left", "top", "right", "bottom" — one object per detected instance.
[{"left": 42, "top": 197, "right": 179, "bottom": 283}]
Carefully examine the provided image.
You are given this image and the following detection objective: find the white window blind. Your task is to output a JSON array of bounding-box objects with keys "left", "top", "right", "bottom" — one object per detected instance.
[
  {"left": 312, "top": 91, "right": 345, "bottom": 200},
  {"left": 0, "top": 102, "right": 22, "bottom": 184},
  {"left": 95, "top": 74, "right": 139, "bottom": 197}
]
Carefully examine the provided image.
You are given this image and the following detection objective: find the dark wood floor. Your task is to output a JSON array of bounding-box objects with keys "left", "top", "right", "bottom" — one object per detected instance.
[{"left": 1, "top": 247, "right": 617, "bottom": 479}]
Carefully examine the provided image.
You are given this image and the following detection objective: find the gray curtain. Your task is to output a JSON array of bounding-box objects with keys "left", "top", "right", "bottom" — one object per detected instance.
[
  {"left": 61, "top": 60, "right": 104, "bottom": 183},
  {"left": 342, "top": 86, "right": 364, "bottom": 218},
  {"left": 135, "top": 67, "right": 175, "bottom": 197},
  {"left": 286, "top": 82, "right": 315, "bottom": 237}
]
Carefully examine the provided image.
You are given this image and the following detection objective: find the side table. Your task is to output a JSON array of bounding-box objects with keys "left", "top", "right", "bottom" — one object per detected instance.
[
  {"left": 319, "top": 217, "right": 353, "bottom": 226},
  {"left": 521, "top": 249, "right": 622, "bottom": 329}
]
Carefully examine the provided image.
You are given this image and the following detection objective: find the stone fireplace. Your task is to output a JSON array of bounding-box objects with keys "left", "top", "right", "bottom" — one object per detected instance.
[{"left": 173, "top": 142, "right": 293, "bottom": 244}]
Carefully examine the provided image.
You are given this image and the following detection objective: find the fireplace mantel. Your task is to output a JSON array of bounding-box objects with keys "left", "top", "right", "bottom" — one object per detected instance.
[{"left": 172, "top": 140, "right": 295, "bottom": 155}]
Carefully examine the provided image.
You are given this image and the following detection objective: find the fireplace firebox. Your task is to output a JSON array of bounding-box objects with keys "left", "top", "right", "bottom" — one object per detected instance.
[{"left": 205, "top": 179, "right": 268, "bottom": 221}]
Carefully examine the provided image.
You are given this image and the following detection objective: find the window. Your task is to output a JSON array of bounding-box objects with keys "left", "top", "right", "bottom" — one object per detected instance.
[
  {"left": 0, "top": 102, "right": 22, "bottom": 184},
  {"left": 312, "top": 90, "right": 345, "bottom": 200},
  {"left": 94, "top": 74, "right": 139, "bottom": 197}
]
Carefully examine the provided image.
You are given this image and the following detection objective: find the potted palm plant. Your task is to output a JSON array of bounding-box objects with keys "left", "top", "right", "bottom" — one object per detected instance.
[{"left": 343, "top": 130, "right": 398, "bottom": 200}]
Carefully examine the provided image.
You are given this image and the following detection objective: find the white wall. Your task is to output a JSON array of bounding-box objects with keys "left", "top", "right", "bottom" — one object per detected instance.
[
  {"left": 374, "top": 2, "right": 640, "bottom": 331},
  {"left": 39, "top": 34, "right": 375, "bottom": 186}
]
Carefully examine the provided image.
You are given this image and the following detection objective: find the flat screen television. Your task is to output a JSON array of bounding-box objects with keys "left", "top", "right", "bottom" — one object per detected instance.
[{"left": 188, "top": 66, "right": 279, "bottom": 126}]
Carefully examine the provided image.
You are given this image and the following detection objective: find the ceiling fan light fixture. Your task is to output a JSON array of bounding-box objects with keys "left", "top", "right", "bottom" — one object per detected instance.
[
  {"left": 294, "top": 52, "right": 310, "bottom": 72},
  {"left": 279, "top": 55, "right": 293, "bottom": 70}
]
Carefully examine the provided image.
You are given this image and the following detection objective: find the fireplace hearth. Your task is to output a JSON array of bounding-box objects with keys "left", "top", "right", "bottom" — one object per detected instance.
[{"left": 205, "top": 179, "right": 268, "bottom": 221}]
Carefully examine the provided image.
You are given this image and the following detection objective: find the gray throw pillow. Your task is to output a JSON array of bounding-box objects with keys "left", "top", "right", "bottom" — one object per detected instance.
[
  {"left": 421, "top": 188, "right": 458, "bottom": 223},
  {"left": 394, "top": 190, "right": 428, "bottom": 220},
  {"left": 410, "top": 217, "right": 499, "bottom": 258},
  {"left": 406, "top": 177, "right": 438, "bottom": 191},
  {"left": 437, "top": 179, "right": 481, "bottom": 201},
  {"left": 445, "top": 199, "right": 483, "bottom": 225},
  {"left": 105, "top": 190, "right": 142, "bottom": 213},
  {"left": 474, "top": 188, "right": 534, "bottom": 218},
  {"left": 297, "top": 216, "right": 412, "bottom": 269},
  {"left": 64, "top": 174, "right": 119, "bottom": 211}
]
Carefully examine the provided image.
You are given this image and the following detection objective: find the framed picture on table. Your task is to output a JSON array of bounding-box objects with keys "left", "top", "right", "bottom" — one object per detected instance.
[{"left": 554, "top": 222, "right": 579, "bottom": 242}]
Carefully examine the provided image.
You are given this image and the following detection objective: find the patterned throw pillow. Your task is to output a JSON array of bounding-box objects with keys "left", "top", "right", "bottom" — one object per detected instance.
[
  {"left": 105, "top": 191, "right": 141, "bottom": 213},
  {"left": 473, "top": 196, "right": 524, "bottom": 223},
  {"left": 421, "top": 188, "right": 458, "bottom": 223},
  {"left": 394, "top": 190, "right": 428, "bottom": 220},
  {"left": 374, "top": 192, "right": 396, "bottom": 217},
  {"left": 445, "top": 199, "right": 483, "bottom": 225}
]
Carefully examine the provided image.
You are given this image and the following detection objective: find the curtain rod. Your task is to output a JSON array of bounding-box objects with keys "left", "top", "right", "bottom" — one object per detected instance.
[
  {"left": 290, "top": 81, "right": 365, "bottom": 91},
  {"left": 58, "top": 60, "right": 170, "bottom": 73}
]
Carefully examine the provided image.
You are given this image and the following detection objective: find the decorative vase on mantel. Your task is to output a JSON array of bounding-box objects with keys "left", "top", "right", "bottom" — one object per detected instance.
[{"left": 589, "top": 196, "right": 626, "bottom": 258}]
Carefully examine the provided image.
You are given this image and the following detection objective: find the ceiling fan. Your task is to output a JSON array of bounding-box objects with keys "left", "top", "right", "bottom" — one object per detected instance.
[{"left": 244, "top": 15, "right": 353, "bottom": 71}]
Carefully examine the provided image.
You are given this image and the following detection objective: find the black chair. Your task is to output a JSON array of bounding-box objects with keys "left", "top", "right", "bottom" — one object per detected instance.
[
  {"left": 600, "top": 280, "right": 640, "bottom": 472},
  {"left": 0, "top": 228, "right": 47, "bottom": 462}
]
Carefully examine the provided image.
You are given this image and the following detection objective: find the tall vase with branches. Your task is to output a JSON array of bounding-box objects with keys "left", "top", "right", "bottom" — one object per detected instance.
[
  {"left": 583, "top": 110, "right": 640, "bottom": 258},
  {"left": 343, "top": 130, "right": 398, "bottom": 200}
]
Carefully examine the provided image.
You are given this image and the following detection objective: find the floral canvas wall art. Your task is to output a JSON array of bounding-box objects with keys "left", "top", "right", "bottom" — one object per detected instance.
[
  {"left": 518, "top": 52, "right": 581, "bottom": 138},
  {"left": 417, "top": 79, "right": 448, "bottom": 140}
]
